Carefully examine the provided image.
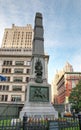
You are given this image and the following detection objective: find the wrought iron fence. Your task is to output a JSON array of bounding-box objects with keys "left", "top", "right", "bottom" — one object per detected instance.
[
  {"left": 58, "top": 117, "right": 79, "bottom": 130},
  {"left": 0, "top": 115, "right": 80, "bottom": 130},
  {"left": 0, "top": 115, "right": 22, "bottom": 130}
]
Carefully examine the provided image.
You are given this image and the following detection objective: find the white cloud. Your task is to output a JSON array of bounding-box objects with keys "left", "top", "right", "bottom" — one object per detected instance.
[
  {"left": 71, "top": 50, "right": 81, "bottom": 72},
  {"left": 0, "top": 13, "right": 9, "bottom": 46},
  {"left": 45, "top": 40, "right": 61, "bottom": 49}
]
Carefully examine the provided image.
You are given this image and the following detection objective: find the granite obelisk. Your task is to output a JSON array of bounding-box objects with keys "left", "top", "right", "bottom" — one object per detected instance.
[{"left": 20, "top": 12, "right": 58, "bottom": 119}]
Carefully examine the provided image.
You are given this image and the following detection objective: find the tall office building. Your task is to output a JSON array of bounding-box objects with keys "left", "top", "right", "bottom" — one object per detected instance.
[
  {"left": 0, "top": 24, "right": 49, "bottom": 115},
  {"left": 1, "top": 24, "right": 33, "bottom": 49}
]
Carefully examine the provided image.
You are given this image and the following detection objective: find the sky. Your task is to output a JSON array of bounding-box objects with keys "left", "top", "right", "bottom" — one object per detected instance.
[{"left": 0, "top": 0, "right": 81, "bottom": 83}]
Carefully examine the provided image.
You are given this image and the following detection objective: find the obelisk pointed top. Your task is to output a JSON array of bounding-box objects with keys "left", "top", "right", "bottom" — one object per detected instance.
[
  {"left": 32, "top": 12, "right": 44, "bottom": 55},
  {"left": 35, "top": 12, "right": 42, "bottom": 17}
]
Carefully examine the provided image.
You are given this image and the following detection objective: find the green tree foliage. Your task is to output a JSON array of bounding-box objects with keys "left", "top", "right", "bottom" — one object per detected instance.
[{"left": 69, "top": 80, "right": 81, "bottom": 113}]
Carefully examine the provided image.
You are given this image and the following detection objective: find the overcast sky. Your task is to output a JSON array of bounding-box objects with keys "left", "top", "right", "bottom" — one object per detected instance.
[{"left": 0, "top": 0, "right": 81, "bottom": 83}]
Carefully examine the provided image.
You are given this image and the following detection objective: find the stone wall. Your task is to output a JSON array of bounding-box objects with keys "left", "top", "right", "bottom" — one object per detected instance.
[
  {"left": 53, "top": 104, "right": 65, "bottom": 113},
  {"left": 0, "top": 103, "right": 23, "bottom": 116}
]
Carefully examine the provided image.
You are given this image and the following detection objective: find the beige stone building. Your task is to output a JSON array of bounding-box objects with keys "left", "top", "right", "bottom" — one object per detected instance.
[
  {"left": 0, "top": 24, "right": 49, "bottom": 115},
  {"left": 1, "top": 24, "right": 33, "bottom": 49}
]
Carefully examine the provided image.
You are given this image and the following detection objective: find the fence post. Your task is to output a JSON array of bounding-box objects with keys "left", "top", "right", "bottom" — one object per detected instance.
[
  {"left": 23, "top": 112, "right": 27, "bottom": 130},
  {"left": 78, "top": 112, "right": 81, "bottom": 130}
]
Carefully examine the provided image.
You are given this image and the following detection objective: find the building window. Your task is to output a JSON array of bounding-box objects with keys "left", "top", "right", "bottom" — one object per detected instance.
[
  {"left": 2, "top": 68, "right": 11, "bottom": 73},
  {"left": 11, "top": 95, "right": 21, "bottom": 102},
  {"left": 3, "top": 61, "right": 12, "bottom": 66},
  {"left": 15, "top": 61, "right": 24, "bottom": 66},
  {"left": 14, "top": 69, "right": 23, "bottom": 74},
  {"left": 26, "top": 69, "right": 30, "bottom": 74},
  {"left": 6, "top": 77, "right": 10, "bottom": 82},
  {"left": 12, "top": 85, "right": 22, "bottom": 91},
  {"left": 26, "top": 77, "right": 30, "bottom": 83},
  {"left": 0, "top": 95, "right": 8, "bottom": 101},
  {"left": 13, "top": 77, "right": 22, "bottom": 82},
  {"left": 72, "top": 81, "right": 76, "bottom": 88},
  {"left": 0, "top": 85, "right": 9, "bottom": 91}
]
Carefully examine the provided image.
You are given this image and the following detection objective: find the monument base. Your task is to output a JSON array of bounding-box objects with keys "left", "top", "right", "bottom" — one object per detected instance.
[
  {"left": 20, "top": 81, "right": 58, "bottom": 119},
  {"left": 20, "top": 102, "right": 58, "bottom": 119}
]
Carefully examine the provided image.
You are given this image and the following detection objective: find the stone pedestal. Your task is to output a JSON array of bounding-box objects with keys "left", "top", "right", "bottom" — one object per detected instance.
[{"left": 20, "top": 81, "right": 58, "bottom": 119}]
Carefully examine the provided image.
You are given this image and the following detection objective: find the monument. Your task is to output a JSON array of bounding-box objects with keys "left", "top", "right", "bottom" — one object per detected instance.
[{"left": 20, "top": 12, "right": 58, "bottom": 119}]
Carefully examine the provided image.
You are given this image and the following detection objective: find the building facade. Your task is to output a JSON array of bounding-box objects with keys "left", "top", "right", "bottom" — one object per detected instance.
[
  {"left": 0, "top": 48, "right": 32, "bottom": 104},
  {"left": 57, "top": 71, "right": 81, "bottom": 104},
  {"left": 1, "top": 24, "right": 33, "bottom": 49},
  {"left": 52, "top": 62, "right": 81, "bottom": 104},
  {"left": 0, "top": 24, "right": 49, "bottom": 115}
]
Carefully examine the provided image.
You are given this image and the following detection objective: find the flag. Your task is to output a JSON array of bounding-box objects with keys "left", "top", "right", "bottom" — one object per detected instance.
[{"left": 0, "top": 75, "right": 6, "bottom": 81}]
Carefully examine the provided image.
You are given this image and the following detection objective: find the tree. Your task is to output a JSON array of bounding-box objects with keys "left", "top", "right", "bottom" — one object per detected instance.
[{"left": 69, "top": 80, "right": 81, "bottom": 113}]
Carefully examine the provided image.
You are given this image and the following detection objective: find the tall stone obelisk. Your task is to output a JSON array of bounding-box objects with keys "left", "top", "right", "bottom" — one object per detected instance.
[{"left": 20, "top": 12, "right": 58, "bottom": 119}]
